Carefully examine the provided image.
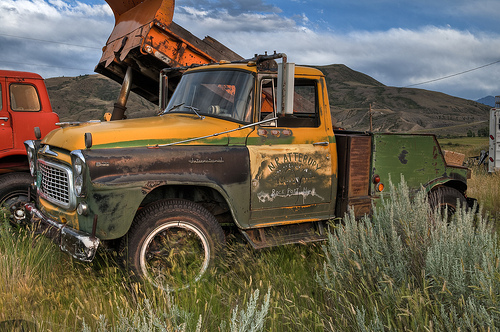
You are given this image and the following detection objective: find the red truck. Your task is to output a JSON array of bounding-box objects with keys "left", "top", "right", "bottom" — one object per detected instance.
[{"left": 0, "top": 70, "right": 59, "bottom": 220}]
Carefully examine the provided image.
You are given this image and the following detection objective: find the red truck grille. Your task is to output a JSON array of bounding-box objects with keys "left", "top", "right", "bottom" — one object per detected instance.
[{"left": 38, "top": 160, "right": 74, "bottom": 209}]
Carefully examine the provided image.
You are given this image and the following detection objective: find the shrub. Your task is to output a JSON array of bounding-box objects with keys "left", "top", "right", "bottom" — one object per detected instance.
[{"left": 318, "top": 178, "right": 500, "bottom": 331}]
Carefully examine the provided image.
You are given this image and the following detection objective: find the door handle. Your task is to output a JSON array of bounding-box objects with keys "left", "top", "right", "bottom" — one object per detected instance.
[
  {"left": 0, "top": 117, "right": 8, "bottom": 122},
  {"left": 313, "top": 141, "right": 329, "bottom": 146}
]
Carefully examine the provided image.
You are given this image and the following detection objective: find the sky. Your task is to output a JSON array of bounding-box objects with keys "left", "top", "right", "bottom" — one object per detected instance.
[{"left": 1, "top": 0, "right": 500, "bottom": 101}]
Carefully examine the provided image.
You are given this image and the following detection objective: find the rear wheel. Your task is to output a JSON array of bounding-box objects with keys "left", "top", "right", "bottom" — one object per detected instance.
[
  {"left": 123, "top": 199, "right": 225, "bottom": 291},
  {"left": 428, "top": 186, "right": 467, "bottom": 221},
  {"left": 0, "top": 172, "right": 34, "bottom": 224}
]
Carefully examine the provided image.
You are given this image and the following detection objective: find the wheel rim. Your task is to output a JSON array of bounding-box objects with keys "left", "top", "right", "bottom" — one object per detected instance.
[
  {"left": 139, "top": 221, "right": 210, "bottom": 291},
  {"left": 2, "top": 190, "right": 29, "bottom": 224}
]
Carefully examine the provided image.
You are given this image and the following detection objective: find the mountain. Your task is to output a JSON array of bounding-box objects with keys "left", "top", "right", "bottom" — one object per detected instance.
[
  {"left": 313, "top": 64, "right": 489, "bottom": 136},
  {"left": 45, "top": 75, "right": 157, "bottom": 122},
  {"left": 45, "top": 67, "right": 490, "bottom": 136},
  {"left": 476, "top": 95, "right": 496, "bottom": 107}
]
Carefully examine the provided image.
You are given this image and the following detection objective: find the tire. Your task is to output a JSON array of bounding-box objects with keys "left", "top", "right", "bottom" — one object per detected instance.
[
  {"left": 428, "top": 186, "right": 467, "bottom": 221},
  {"left": 123, "top": 199, "right": 225, "bottom": 291},
  {"left": 0, "top": 172, "right": 34, "bottom": 224}
]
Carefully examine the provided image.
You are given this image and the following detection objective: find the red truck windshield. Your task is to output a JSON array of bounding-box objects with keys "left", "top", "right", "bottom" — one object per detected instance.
[{"left": 164, "top": 70, "right": 255, "bottom": 123}]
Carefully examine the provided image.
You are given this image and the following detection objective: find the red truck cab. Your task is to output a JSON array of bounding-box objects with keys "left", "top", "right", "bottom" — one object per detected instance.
[{"left": 0, "top": 70, "right": 59, "bottom": 219}]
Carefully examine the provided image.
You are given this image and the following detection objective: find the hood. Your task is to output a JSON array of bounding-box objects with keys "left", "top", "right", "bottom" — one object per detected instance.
[{"left": 42, "top": 114, "right": 250, "bottom": 151}]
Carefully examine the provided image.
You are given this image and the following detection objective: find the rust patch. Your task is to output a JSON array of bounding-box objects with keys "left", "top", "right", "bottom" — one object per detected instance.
[
  {"left": 141, "top": 180, "right": 165, "bottom": 195},
  {"left": 398, "top": 150, "right": 408, "bottom": 164},
  {"left": 257, "top": 128, "right": 293, "bottom": 138}
]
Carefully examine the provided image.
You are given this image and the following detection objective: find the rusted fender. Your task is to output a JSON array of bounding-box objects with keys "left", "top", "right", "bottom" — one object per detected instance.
[
  {"left": 371, "top": 133, "right": 468, "bottom": 194},
  {"left": 76, "top": 146, "right": 251, "bottom": 239}
]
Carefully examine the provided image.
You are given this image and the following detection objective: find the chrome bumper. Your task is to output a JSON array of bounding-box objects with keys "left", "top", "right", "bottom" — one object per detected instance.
[{"left": 24, "top": 203, "right": 100, "bottom": 262}]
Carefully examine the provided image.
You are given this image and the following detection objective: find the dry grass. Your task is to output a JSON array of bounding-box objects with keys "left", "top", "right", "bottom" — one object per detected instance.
[
  {"left": 0, "top": 137, "right": 497, "bottom": 331},
  {"left": 467, "top": 166, "right": 500, "bottom": 220},
  {"left": 438, "top": 137, "right": 500, "bottom": 220}
]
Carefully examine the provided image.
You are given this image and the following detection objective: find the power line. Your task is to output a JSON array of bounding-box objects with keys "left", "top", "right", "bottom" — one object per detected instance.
[
  {"left": 0, "top": 33, "right": 102, "bottom": 50},
  {"left": 405, "top": 59, "right": 500, "bottom": 87},
  {"left": 0, "top": 60, "right": 91, "bottom": 72}
]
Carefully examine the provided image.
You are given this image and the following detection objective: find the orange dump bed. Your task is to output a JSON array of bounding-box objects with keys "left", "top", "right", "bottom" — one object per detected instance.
[{"left": 96, "top": 0, "right": 241, "bottom": 104}]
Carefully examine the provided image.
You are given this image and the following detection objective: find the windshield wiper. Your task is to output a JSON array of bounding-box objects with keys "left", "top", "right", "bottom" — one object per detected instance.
[
  {"left": 185, "top": 105, "right": 205, "bottom": 120},
  {"left": 158, "top": 102, "right": 185, "bottom": 116},
  {"left": 158, "top": 103, "right": 205, "bottom": 119}
]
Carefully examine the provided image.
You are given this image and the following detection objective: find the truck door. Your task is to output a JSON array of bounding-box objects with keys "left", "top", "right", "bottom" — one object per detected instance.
[
  {"left": 247, "top": 77, "right": 332, "bottom": 226},
  {"left": 0, "top": 79, "right": 14, "bottom": 151},
  {"left": 7, "top": 79, "right": 44, "bottom": 147}
]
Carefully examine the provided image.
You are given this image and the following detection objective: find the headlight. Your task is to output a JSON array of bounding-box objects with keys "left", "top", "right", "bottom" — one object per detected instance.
[
  {"left": 74, "top": 175, "right": 84, "bottom": 196},
  {"left": 24, "top": 140, "right": 37, "bottom": 176},
  {"left": 74, "top": 157, "right": 83, "bottom": 176},
  {"left": 71, "top": 150, "right": 86, "bottom": 197}
]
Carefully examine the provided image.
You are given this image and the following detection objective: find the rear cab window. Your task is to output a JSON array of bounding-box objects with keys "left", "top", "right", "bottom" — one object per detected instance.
[{"left": 10, "top": 84, "right": 41, "bottom": 112}]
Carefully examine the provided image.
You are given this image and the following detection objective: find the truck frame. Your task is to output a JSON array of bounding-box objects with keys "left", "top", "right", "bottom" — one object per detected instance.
[{"left": 24, "top": 53, "right": 473, "bottom": 290}]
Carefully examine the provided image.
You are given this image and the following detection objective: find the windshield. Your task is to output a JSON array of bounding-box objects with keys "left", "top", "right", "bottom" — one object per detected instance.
[{"left": 164, "top": 70, "right": 255, "bottom": 123}]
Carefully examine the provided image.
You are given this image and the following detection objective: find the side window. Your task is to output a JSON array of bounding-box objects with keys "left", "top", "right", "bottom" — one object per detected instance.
[
  {"left": 259, "top": 78, "right": 319, "bottom": 127},
  {"left": 293, "top": 80, "right": 317, "bottom": 118},
  {"left": 10, "top": 84, "right": 41, "bottom": 112},
  {"left": 260, "top": 78, "right": 276, "bottom": 125}
]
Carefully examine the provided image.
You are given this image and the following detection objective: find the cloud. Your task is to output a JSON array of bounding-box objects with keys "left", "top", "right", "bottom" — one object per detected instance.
[
  {"left": 2, "top": 0, "right": 499, "bottom": 100},
  {"left": 175, "top": 8, "right": 500, "bottom": 99},
  {"left": 0, "top": 0, "right": 113, "bottom": 77},
  {"left": 176, "top": 0, "right": 281, "bottom": 16}
]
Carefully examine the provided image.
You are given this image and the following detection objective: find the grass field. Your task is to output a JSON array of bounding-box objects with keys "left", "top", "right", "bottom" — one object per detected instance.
[
  {"left": 437, "top": 137, "right": 500, "bottom": 217},
  {"left": 438, "top": 136, "right": 488, "bottom": 158},
  {"left": 0, "top": 137, "right": 498, "bottom": 331}
]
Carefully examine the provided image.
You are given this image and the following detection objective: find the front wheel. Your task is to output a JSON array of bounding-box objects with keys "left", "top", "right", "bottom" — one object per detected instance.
[
  {"left": 123, "top": 199, "right": 225, "bottom": 291},
  {"left": 0, "top": 172, "right": 34, "bottom": 224}
]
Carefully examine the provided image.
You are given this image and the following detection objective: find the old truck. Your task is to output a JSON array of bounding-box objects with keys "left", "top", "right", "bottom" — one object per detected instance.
[
  {"left": 0, "top": 70, "right": 59, "bottom": 220},
  {"left": 23, "top": 52, "right": 474, "bottom": 290}
]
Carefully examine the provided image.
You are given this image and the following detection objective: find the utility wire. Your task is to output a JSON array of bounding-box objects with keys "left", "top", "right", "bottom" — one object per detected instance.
[
  {"left": 0, "top": 60, "right": 91, "bottom": 72},
  {"left": 405, "top": 59, "right": 500, "bottom": 87},
  {"left": 0, "top": 33, "right": 102, "bottom": 50},
  {"left": 0, "top": 33, "right": 101, "bottom": 72}
]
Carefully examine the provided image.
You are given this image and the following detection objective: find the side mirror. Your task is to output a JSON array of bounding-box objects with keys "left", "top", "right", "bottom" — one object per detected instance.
[{"left": 277, "top": 62, "right": 295, "bottom": 115}]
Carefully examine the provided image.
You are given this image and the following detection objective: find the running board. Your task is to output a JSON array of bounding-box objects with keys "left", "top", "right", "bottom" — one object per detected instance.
[{"left": 240, "top": 221, "right": 328, "bottom": 249}]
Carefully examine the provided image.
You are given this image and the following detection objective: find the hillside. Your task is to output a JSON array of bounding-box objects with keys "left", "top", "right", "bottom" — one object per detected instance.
[
  {"left": 314, "top": 64, "right": 490, "bottom": 135},
  {"left": 45, "top": 66, "right": 490, "bottom": 136},
  {"left": 45, "top": 75, "right": 157, "bottom": 121}
]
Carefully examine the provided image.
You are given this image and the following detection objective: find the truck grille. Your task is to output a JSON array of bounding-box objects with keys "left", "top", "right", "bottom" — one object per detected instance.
[{"left": 38, "top": 159, "right": 74, "bottom": 209}]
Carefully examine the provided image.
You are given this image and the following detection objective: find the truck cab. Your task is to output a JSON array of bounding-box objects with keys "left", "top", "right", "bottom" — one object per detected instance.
[{"left": 0, "top": 70, "right": 59, "bottom": 218}]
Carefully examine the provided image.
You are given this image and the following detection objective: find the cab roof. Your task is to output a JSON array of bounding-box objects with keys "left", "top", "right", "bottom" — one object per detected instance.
[
  {"left": 0, "top": 70, "right": 43, "bottom": 80},
  {"left": 185, "top": 62, "right": 325, "bottom": 77}
]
